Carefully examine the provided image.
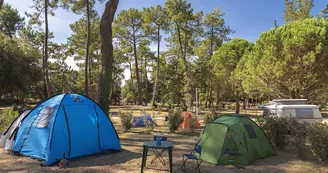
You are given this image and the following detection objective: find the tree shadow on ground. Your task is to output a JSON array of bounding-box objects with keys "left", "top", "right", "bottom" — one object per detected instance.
[{"left": 66, "top": 149, "right": 142, "bottom": 168}]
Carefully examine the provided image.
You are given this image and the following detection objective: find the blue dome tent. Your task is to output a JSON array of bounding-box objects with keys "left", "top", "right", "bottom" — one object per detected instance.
[
  {"left": 10, "top": 93, "right": 121, "bottom": 165},
  {"left": 132, "top": 114, "right": 157, "bottom": 127}
]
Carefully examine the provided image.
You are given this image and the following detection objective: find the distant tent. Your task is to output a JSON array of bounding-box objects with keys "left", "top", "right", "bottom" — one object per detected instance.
[
  {"left": 0, "top": 110, "right": 31, "bottom": 150},
  {"left": 132, "top": 114, "right": 157, "bottom": 127},
  {"left": 194, "top": 114, "right": 276, "bottom": 165},
  {"left": 0, "top": 93, "right": 121, "bottom": 165},
  {"left": 180, "top": 112, "right": 201, "bottom": 129}
]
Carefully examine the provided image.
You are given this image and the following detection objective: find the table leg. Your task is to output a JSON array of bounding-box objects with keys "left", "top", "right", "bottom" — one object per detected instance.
[
  {"left": 141, "top": 146, "right": 146, "bottom": 173},
  {"left": 168, "top": 148, "right": 173, "bottom": 173},
  {"left": 151, "top": 149, "right": 166, "bottom": 165},
  {"left": 144, "top": 147, "right": 148, "bottom": 167}
]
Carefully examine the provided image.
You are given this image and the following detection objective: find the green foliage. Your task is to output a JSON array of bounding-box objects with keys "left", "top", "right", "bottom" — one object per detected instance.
[
  {"left": 118, "top": 111, "right": 133, "bottom": 132},
  {"left": 283, "top": 0, "right": 313, "bottom": 23},
  {"left": 204, "top": 109, "right": 219, "bottom": 124},
  {"left": 288, "top": 119, "right": 308, "bottom": 158},
  {"left": 0, "top": 108, "right": 19, "bottom": 132},
  {"left": 308, "top": 123, "right": 328, "bottom": 164},
  {"left": 241, "top": 18, "right": 328, "bottom": 103},
  {"left": 167, "top": 108, "right": 183, "bottom": 133},
  {"left": 121, "top": 79, "right": 138, "bottom": 104},
  {"left": 0, "top": 32, "right": 42, "bottom": 100},
  {"left": 114, "top": 8, "right": 144, "bottom": 104},
  {"left": 188, "top": 116, "right": 196, "bottom": 132},
  {"left": 257, "top": 116, "right": 307, "bottom": 157},
  {"left": 257, "top": 116, "right": 293, "bottom": 150},
  {"left": 68, "top": 14, "right": 101, "bottom": 99},
  {"left": 211, "top": 38, "right": 253, "bottom": 112},
  {"left": 0, "top": 3, "right": 24, "bottom": 38},
  {"left": 320, "top": 5, "right": 328, "bottom": 18}
]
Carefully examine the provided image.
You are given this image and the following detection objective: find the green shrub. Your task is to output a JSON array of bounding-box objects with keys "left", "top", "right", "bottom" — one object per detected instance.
[
  {"left": 288, "top": 119, "right": 308, "bottom": 158},
  {"left": 308, "top": 123, "right": 328, "bottom": 164},
  {"left": 189, "top": 117, "right": 196, "bottom": 132},
  {"left": 204, "top": 109, "right": 219, "bottom": 124},
  {"left": 118, "top": 111, "right": 133, "bottom": 132},
  {"left": 167, "top": 108, "right": 183, "bottom": 133},
  {"left": 0, "top": 108, "right": 19, "bottom": 132},
  {"left": 257, "top": 116, "right": 309, "bottom": 157},
  {"left": 257, "top": 116, "right": 292, "bottom": 150}
]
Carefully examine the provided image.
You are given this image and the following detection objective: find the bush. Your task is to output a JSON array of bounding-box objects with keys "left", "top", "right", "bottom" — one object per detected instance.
[
  {"left": 257, "top": 116, "right": 308, "bottom": 157},
  {"left": 118, "top": 111, "right": 133, "bottom": 132},
  {"left": 308, "top": 123, "right": 328, "bottom": 164},
  {"left": 258, "top": 116, "right": 290, "bottom": 150},
  {"left": 167, "top": 108, "right": 183, "bottom": 133},
  {"left": 288, "top": 119, "right": 308, "bottom": 158},
  {"left": 204, "top": 109, "right": 219, "bottom": 124},
  {"left": 189, "top": 117, "right": 196, "bottom": 132},
  {"left": 0, "top": 108, "right": 19, "bottom": 132}
]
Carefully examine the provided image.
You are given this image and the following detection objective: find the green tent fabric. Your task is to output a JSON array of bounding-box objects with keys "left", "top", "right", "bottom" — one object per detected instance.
[{"left": 195, "top": 114, "right": 276, "bottom": 165}]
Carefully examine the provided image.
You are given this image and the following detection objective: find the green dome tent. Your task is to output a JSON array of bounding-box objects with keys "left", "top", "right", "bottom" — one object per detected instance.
[{"left": 194, "top": 114, "right": 276, "bottom": 165}]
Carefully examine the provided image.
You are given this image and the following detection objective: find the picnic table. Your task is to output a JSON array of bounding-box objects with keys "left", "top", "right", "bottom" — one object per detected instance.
[{"left": 141, "top": 141, "right": 173, "bottom": 173}]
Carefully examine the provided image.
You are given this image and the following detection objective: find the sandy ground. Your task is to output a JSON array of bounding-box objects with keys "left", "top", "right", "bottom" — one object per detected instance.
[{"left": 1, "top": 124, "right": 328, "bottom": 173}]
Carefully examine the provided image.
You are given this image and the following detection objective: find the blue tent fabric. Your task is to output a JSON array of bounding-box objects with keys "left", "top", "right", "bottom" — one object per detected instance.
[
  {"left": 12, "top": 93, "right": 121, "bottom": 165},
  {"left": 132, "top": 114, "right": 156, "bottom": 127}
]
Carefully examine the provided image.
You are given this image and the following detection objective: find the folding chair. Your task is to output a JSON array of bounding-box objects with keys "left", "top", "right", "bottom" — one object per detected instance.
[
  {"left": 150, "top": 136, "right": 168, "bottom": 165},
  {"left": 181, "top": 144, "right": 202, "bottom": 173}
]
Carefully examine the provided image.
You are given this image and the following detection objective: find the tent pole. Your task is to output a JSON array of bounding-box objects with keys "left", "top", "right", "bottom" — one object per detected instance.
[{"left": 196, "top": 88, "right": 198, "bottom": 117}]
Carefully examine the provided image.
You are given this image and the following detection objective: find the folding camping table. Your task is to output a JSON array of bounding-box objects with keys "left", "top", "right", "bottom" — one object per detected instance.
[{"left": 141, "top": 141, "right": 173, "bottom": 173}]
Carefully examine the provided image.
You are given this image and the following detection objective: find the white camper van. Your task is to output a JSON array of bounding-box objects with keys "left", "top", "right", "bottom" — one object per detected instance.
[{"left": 259, "top": 99, "right": 322, "bottom": 123}]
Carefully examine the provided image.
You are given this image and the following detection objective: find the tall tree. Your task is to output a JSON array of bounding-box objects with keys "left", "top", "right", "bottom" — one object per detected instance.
[
  {"left": 0, "top": 3, "right": 24, "bottom": 38},
  {"left": 241, "top": 18, "right": 328, "bottom": 104},
  {"left": 0, "top": 3, "right": 25, "bottom": 38},
  {"left": 211, "top": 38, "right": 253, "bottom": 113},
  {"left": 320, "top": 5, "right": 328, "bottom": 18},
  {"left": 0, "top": 31, "right": 42, "bottom": 100},
  {"left": 68, "top": 14, "right": 100, "bottom": 99},
  {"left": 64, "top": 0, "right": 97, "bottom": 96},
  {"left": 142, "top": 5, "right": 167, "bottom": 106},
  {"left": 114, "top": 8, "right": 144, "bottom": 105},
  {"left": 283, "top": 0, "right": 313, "bottom": 23},
  {"left": 28, "top": 0, "right": 60, "bottom": 98},
  {"left": 202, "top": 6, "right": 232, "bottom": 107},
  {"left": 97, "top": 0, "right": 119, "bottom": 113},
  {"left": 165, "top": 0, "right": 203, "bottom": 108},
  {"left": 165, "top": 0, "right": 202, "bottom": 72}
]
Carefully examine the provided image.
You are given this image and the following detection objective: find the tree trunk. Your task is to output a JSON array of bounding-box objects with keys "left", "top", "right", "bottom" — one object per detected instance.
[
  {"left": 215, "top": 86, "right": 219, "bottom": 106},
  {"left": 133, "top": 37, "right": 142, "bottom": 105},
  {"left": 129, "top": 61, "right": 133, "bottom": 84},
  {"left": 5, "top": 23, "right": 13, "bottom": 38},
  {"left": 89, "top": 56, "right": 92, "bottom": 95},
  {"left": 84, "top": 0, "right": 90, "bottom": 96},
  {"left": 0, "top": 0, "right": 3, "bottom": 10},
  {"left": 235, "top": 95, "right": 240, "bottom": 114},
  {"left": 44, "top": 0, "right": 51, "bottom": 98},
  {"left": 97, "top": 0, "right": 119, "bottom": 114},
  {"left": 144, "top": 56, "right": 148, "bottom": 106},
  {"left": 151, "top": 26, "right": 160, "bottom": 107},
  {"left": 205, "top": 88, "right": 208, "bottom": 108}
]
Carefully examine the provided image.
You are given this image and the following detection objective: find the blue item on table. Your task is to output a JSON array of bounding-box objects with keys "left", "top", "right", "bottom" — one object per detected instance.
[{"left": 156, "top": 136, "right": 161, "bottom": 145}]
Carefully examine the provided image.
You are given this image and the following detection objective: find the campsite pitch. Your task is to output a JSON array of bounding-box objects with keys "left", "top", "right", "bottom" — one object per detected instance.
[{"left": 1, "top": 124, "right": 328, "bottom": 173}]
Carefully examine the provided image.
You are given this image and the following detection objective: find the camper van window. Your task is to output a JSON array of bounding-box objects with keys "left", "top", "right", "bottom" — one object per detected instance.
[
  {"left": 36, "top": 106, "right": 56, "bottom": 128},
  {"left": 244, "top": 124, "right": 257, "bottom": 139},
  {"left": 295, "top": 109, "right": 313, "bottom": 119}
]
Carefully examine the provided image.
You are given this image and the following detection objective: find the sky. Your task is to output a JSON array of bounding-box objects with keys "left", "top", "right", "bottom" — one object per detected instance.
[{"left": 7, "top": 0, "right": 328, "bottom": 82}]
